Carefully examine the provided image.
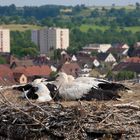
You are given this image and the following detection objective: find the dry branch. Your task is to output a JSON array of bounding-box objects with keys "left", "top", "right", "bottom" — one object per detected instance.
[{"left": 0, "top": 90, "right": 140, "bottom": 139}]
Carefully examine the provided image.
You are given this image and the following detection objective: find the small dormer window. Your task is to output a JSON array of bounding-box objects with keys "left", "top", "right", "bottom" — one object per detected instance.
[{"left": 22, "top": 78, "right": 25, "bottom": 82}]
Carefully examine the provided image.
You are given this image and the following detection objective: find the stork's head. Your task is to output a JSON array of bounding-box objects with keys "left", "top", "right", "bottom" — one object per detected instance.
[
  {"left": 32, "top": 78, "right": 46, "bottom": 86},
  {"left": 56, "top": 72, "right": 68, "bottom": 83},
  {"left": 67, "top": 75, "right": 75, "bottom": 82}
]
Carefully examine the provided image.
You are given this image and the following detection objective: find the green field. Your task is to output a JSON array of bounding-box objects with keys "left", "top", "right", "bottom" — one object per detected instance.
[
  {"left": 125, "top": 26, "right": 140, "bottom": 33},
  {"left": 0, "top": 24, "right": 42, "bottom": 31},
  {"left": 1, "top": 24, "right": 139, "bottom": 33},
  {"left": 80, "top": 24, "right": 140, "bottom": 33},
  {"left": 80, "top": 24, "right": 109, "bottom": 32}
]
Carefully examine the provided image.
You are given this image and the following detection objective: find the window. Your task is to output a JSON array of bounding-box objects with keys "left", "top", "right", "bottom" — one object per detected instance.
[{"left": 22, "top": 78, "right": 25, "bottom": 82}]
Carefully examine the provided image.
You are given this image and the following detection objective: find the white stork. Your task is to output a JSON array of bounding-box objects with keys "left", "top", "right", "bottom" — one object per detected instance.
[
  {"left": 12, "top": 72, "right": 131, "bottom": 102},
  {"left": 12, "top": 78, "right": 55, "bottom": 102},
  {"left": 48, "top": 72, "right": 124, "bottom": 101}
]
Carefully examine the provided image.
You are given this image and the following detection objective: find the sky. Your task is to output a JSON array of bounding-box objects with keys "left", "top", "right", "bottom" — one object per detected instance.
[{"left": 0, "top": 0, "right": 140, "bottom": 7}]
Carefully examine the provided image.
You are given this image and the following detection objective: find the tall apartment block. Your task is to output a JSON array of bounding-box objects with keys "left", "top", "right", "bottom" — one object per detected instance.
[
  {"left": 31, "top": 30, "right": 39, "bottom": 47},
  {"left": 31, "top": 28, "right": 69, "bottom": 54},
  {"left": 0, "top": 28, "right": 10, "bottom": 53}
]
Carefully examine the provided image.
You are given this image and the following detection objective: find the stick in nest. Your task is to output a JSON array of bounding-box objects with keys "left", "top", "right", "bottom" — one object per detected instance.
[
  {"left": 113, "top": 103, "right": 140, "bottom": 111},
  {"left": 24, "top": 89, "right": 49, "bottom": 114},
  {"left": 0, "top": 90, "right": 45, "bottom": 127}
]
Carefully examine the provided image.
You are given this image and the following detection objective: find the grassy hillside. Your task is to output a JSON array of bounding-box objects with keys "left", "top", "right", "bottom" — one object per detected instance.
[
  {"left": 0, "top": 24, "right": 42, "bottom": 31},
  {"left": 80, "top": 25, "right": 109, "bottom": 32},
  {"left": 80, "top": 24, "right": 140, "bottom": 33}
]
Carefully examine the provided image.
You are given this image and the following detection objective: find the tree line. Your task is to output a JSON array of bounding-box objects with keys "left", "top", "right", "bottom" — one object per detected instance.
[
  {"left": 0, "top": 4, "right": 140, "bottom": 27},
  {"left": 0, "top": 4, "right": 139, "bottom": 57}
]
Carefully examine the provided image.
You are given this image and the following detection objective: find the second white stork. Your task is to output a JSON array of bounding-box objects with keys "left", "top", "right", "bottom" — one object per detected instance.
[{"left": 48, "top": 72, "right": 124, "bottom": 101}]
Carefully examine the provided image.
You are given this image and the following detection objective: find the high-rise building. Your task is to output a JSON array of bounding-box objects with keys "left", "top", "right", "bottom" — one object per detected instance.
[
  {"left": 0, "top": 28, "right": 10, "bottom": 53},
  {"left": 31, "top": 30, "right": 39, "bottom": 47},
  {"left": 31, "top": 28, "right": 69, "bottom": 54}
]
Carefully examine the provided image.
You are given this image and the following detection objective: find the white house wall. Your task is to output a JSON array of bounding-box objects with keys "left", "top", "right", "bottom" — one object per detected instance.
[
  {"left": 105, "top": 53, "right": 116, "bottom": 62},
  {"left": 93, "top": 59, "right": 100, "bottom": 67},
  {"left": 99, "top": 44, "right": 112, "bottom": 53}
]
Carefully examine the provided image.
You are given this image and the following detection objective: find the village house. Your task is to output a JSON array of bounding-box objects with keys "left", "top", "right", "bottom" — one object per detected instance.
[
  {"left": 109, "top": 43, "right": 130, "bottom": 59},
  {"left": 134, "top": 42, "right": 140, "bottom": 48},
  {"left": 79, "top": 64, "right": 92, "bottom": 77},
  {"left": 60, "top": 51, "right": 71, "bottom": 64},
  {"left": 131, "top": 42, "right": 140, "bottom": 57},
  {"left": 58, "top": 62, "right": 81, "bottom": 77},
  {"left": 112, "top": 43, "right": 130, "bottom": 49},
  {"left": 13, "top": 73, "right": 27, "bottom": 84},
  {"left": 13, "top": 65, "right": 52, "bottom": 83},
  {"left": 97, "top": 53, "right": 116, "bottom": 63},
  {"left": 83, "top": 44, "right": 112, "bottom": 54},
  {"left": 76, "top": 52, "right": 100, "bottom": 68}
]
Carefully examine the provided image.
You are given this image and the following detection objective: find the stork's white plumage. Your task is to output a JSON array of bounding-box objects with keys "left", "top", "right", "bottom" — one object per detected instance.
[
  {"left": 49, "top": 72, "right": 130, "bottom": 101},
  {"left": 9, "top": 72, "right": 131, "bottom": 102},
  {"left": 34, "top": 83, "right": 52, "bottom": 102},
  {"left": 58, "top": 82, "right": 93, "bottom": 100},
  {"left": 21, "top": 82, "right": 52, "bottom": 102},
  {"left": 74, "top": 76, "right": 110, "bottom": 89}
]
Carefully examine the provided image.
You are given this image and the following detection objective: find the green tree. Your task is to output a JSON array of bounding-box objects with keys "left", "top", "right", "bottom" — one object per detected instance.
[
  {"left": 115, "top": 71, "right": 135, "bottom": 81},
  {"left": 0, "top": 56, "right": 6, "bottom": 64}
]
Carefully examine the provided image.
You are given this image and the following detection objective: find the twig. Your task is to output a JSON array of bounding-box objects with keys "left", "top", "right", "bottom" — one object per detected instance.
[
  {"left": 0, "top": 91, "right": 45, "bottom": 127},
  {"left": 114, "top": 103, "right": 140, "bottom": 111},
  {"left": 98, "top": 113, "right": 113, "bottom": 127},
  {"left": 24, "top": 90, "right": 49, "bottom": 114}
]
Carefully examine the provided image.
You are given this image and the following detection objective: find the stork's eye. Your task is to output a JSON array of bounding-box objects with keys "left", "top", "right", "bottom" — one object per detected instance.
[{"left": 54, "top": 87, "right": 57, "bottom": 91}]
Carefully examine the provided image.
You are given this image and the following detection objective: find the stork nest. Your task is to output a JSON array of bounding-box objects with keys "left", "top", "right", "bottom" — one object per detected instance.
[{"left": 0, "top": 90, "right": 140, "bottom": 140}]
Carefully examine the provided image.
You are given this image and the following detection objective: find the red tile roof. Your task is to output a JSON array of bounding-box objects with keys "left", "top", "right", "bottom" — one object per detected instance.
[
  {"left": 13, "top": 65, "right": 52, "bottom": 77},
  {"left": 0, "top": 65, "right": 16, "bottom": 85},
  {"left": 0, "top": 65, "right": 13, "bottom": 77},
  {"left": 124, "top": 57, "right": 140, "bottom": 63}
]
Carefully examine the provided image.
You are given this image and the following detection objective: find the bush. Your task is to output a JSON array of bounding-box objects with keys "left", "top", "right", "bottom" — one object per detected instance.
[
  {"left": 115, "top": 70, "right": 135, "bottom": 81},
  {"left": 0, "top": 56, "right": 6, "bottom": 64}
]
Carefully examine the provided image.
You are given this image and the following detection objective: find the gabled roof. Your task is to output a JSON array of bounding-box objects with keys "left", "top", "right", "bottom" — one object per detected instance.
[
  {"left": 58, "top": 62, "right": 81, "bottom": 77},
  {"left": 97, "top": 53, "right": 110, "bottom": 61},
  {"left": 13, "top": 65, "right": 52, "bottom": 77},
  {"left": 107, "top": 47, "right": 128, "bottom": 54},
  {"left": 71, "top": 55, "right": 77, "bottom": 62},
  {"left": 134, "top": 42, "right": 140, "bottom": 48},
  {"left": 13, "top": 72, "right": 25, "bottom": 79},
  {"left": 112, "top": 43, "right": 129, "bottom": 48},
  {"left": 76, "top": 54, "right": 99, "bottom": 68}
]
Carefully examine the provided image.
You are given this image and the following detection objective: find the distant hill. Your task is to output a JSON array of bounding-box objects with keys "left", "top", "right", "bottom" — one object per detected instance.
[{"left": 0, "top": 24, "right": 42, "bottom": 31}]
